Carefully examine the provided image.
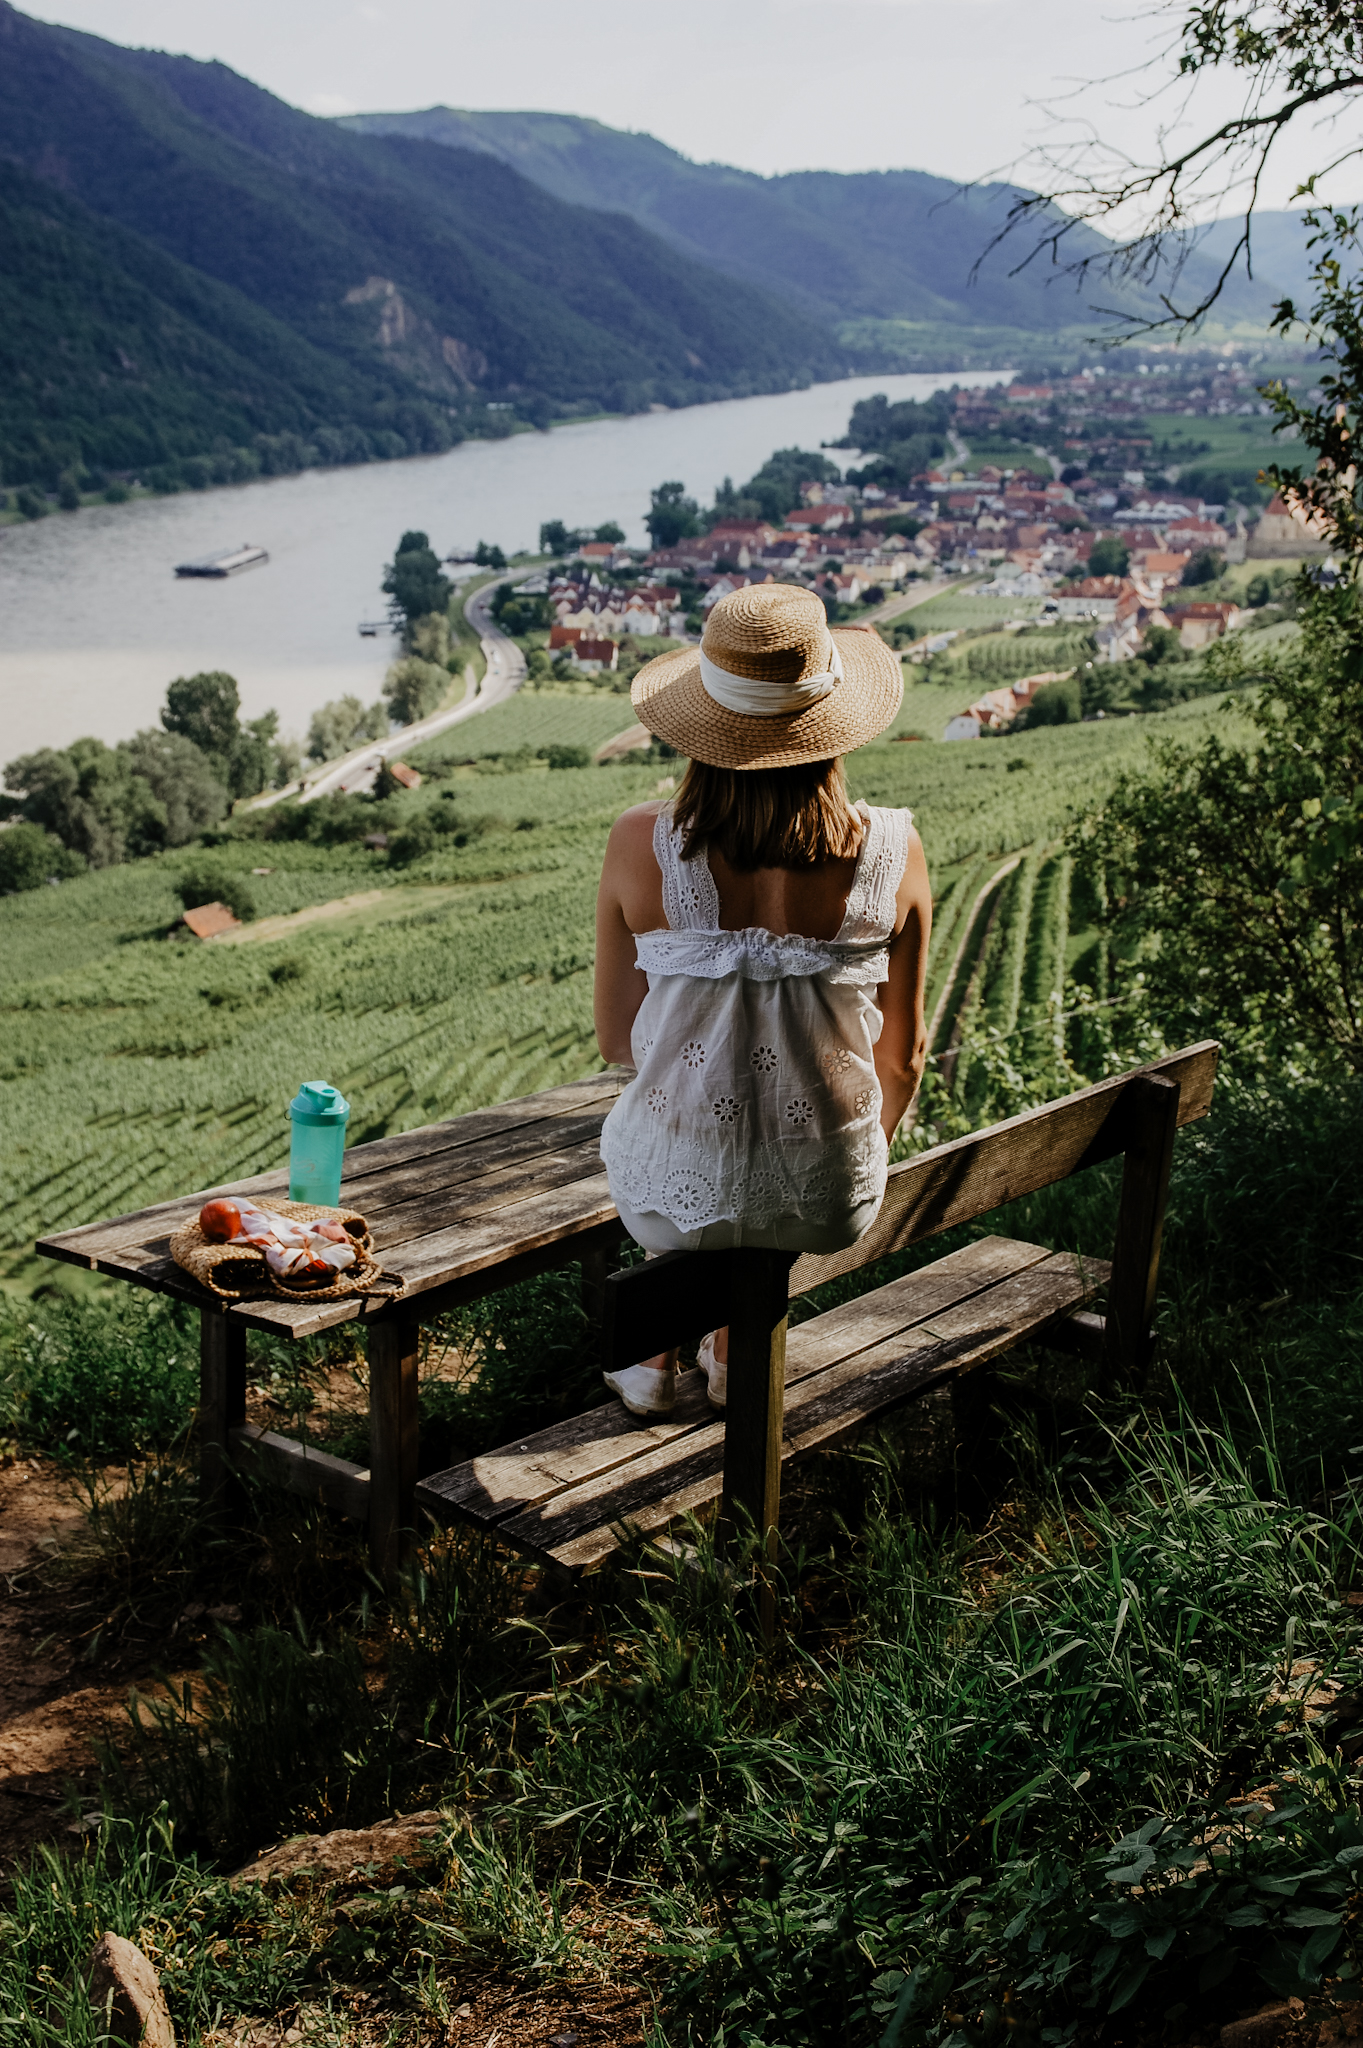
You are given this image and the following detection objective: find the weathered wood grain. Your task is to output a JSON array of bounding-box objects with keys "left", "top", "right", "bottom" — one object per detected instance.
[
  {"left": 369, "top": 1320, "right": 419, "bottom": 1583},
  {"left": 717, "top": 1250, "right": 789, "bottom": 1579},
  {"left": 36, "top": 1073, "right": 622, "bottom": 1269},
  {"left": 494, "top": 1250, "right": 1107, "bottom": 1573},
  {"left": 421, "top": 1236, "right": 1052, "bottom": 1528},
  {"left": 1105, "top": 1074, "right": 1180, "bottom": 1387},
  {"left": 229, "top": 1424, "right": 371, "bottom": 1522},
  {"left": 416, "top": 1369, "right": 715, "bottom": 1523},
  {"left": 788, "top": 1041, "right": 1218, "bottom": 1296},
  {"left": 231, "top": 1170, "right": 621, "bottom": 1337},
  {"left": 200, "top": 1311, "right": 246, "bottom": 1522}
]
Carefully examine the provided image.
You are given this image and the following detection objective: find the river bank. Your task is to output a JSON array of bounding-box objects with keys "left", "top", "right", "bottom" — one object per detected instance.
[{"left": 0, "top": 371, "right": 1007, "bottom": 761}]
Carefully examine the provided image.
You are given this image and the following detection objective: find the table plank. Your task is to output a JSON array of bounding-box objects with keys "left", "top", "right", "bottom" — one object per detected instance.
[
  {"left": 227, "top": 1170, "right": 621, "bottom": 1336},
  {"left": 37, "top": 1073, "right": 622, "bottom": 1268}
]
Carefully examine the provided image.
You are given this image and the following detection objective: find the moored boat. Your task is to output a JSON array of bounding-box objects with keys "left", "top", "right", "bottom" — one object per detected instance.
[{"left": 174, "top": 543, "right": 269, "bottom": 578}]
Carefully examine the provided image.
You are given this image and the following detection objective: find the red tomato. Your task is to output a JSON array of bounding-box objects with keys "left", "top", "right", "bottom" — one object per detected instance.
[{"left": 200, "top": 1199, "right": 243, "bottom": 1241}]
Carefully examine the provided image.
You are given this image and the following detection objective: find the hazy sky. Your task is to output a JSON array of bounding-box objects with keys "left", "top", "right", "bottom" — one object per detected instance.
[{"left": 23, "top": 0, "right": 1358, "bottom": 210}]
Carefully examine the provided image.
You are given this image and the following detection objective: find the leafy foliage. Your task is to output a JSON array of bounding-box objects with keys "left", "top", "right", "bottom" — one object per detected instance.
[
  {"left": 646, "top": 480, "right": 703, "bottom": 547},
  {"left": 382, "top": 531, "right": 453, "bottom": 631},
  {"left": 0, "top": 821, "right": 84, "bottom": 893}
]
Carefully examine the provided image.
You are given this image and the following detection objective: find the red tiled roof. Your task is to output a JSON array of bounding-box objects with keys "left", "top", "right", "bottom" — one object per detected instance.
[{"left": 181, "top": 902, "right": 240, "bottom": 940}]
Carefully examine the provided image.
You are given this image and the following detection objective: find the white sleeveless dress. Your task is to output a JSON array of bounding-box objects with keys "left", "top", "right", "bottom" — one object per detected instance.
[{"left": 599, "top": 800, "right": 913, "bottom": 1254}]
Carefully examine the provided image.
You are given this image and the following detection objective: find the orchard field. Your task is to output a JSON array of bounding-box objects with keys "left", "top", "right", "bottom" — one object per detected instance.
[{"left": 0, "top": 684, "right": 1243, "bottom": 1285}]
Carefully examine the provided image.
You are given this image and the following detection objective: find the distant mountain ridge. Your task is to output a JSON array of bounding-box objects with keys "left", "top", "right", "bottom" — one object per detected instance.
[
  {"left": 0, "top": 1, "right": 837, "bottom": 488},
  {"left": 340, "top": 107, "right": 1308, "bottom": 334}
]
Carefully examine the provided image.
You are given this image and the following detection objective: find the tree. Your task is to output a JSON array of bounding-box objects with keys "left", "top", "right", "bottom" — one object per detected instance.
[
  {"left": 382, "top": 531, "right": 452, "bottom": 630},
  {"left": 162, "top": 671, "right": 240, "bottom": 766},
  {"left": 307, "top": 696, "right": 388, "bottom": 763},
  {"left": 160, "top": 672, "right": 282, "bottom": 799},
  {"left": 3, "top": 738, "right": 167, "bottom": 866},
  {"left": 1088, "top": 536, "right": 1130, "bottom": 577},
  {"left": 1001, "top": 3, "right": 1363, "bottom": 332},
  {"left": 539, "top": 520, "right": 571, "bottom": 555},
  {"left": 0, "top": 821, "right": 84, "bottom": 893},
  {"left": 646, "top": 481, "right": 702, "bottom": 548},
  {"left": 177, "top": 864, "right": 256, "bottom": 923},
  {"left": 474, "top": 540, "right": 507, "bottom": 570},
  {"left": 230, "top": 712, "right": 285, "bottom": 800},
  {"left": 383, "top": 656, "right": 448, "bottom": 726},
  {"left": 1021, "top": 675, "right": 1082, "bottom": 726},
  {"left": 122, "top": 730, "right": 228, "bottom": 844},
  {"left": 1182, "top": 549, "right": 1225, "bottom": 586},
  {"left": 1137, "top": 625, "right": 1187, "bottom": 670},
  {"left": 593, "top": 522, "right": 625, "bottom": 544},
  {"left": 1072, "top": 588, "right": 1363, "bottom": 1068}
]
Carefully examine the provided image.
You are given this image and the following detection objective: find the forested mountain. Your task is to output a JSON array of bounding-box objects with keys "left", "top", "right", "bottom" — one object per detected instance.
[
  {"left": 0, "top": 2, "right": 836, "bottom": 489},
  {"left": 342, "top": 108, "right": 1303, "bottom": 332}
]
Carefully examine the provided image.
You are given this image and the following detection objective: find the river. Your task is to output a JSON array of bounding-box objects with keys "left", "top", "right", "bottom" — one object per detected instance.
[{"left": 0, "top": 370, "right": 1006, "bottom": 759}]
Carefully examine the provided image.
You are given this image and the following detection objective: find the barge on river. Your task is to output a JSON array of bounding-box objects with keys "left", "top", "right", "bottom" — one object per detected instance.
[{"left": 174, "top": 543, "right": 269, "bottom": 579}]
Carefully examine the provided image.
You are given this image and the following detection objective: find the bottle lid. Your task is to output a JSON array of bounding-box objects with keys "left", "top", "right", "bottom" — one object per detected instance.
[{"left": 288, "top": 1081, "right": 350, "bottom": 1126}]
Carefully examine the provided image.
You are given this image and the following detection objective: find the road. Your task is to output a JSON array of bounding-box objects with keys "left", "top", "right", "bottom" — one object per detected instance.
[{"left": 256, "top": 575, "right": 527, "bottom": 808}]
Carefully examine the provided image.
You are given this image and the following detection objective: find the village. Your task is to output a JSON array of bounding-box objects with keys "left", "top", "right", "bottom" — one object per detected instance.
[{"left": 507, "top": 359, "right": 1322, "bottom": 735}]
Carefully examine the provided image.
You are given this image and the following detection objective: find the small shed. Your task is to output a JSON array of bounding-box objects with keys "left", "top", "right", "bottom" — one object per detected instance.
[{"left": 181, "top": 902, "right": 240, "bottom": 940}]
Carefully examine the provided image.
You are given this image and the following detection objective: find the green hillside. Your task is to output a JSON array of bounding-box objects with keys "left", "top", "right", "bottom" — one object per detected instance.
[
  {"left": 0, "top": 2, "right": 837, "bottom": 488},
  {"left": 0, "top": 691, "right": 1239, "bottom": 1277},
  {"left": 0, "top": 159, "right": 432, "bottom": 486},
  {"left": 342, "top": 107, "right": 1301, "bottom": 336}
]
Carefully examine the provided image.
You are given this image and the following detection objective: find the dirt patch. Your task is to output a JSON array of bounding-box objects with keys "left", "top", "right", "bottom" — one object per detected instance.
[{"left": 0, "top": 1455, "right": 193, "bottom": 1884}]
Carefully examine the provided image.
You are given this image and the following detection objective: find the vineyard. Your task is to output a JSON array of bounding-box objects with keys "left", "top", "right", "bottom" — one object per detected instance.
[{"left": 0, "top": 688, "right": 1245, "bottom": 1282}]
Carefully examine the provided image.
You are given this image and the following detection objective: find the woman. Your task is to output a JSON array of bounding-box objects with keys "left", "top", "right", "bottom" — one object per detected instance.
[{"left": 594, "top": 582, "right": 931, "bottom": 1417}]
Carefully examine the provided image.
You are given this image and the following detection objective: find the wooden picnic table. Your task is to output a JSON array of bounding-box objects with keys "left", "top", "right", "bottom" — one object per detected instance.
[{"left": 35, "top": 1072, "right": 629, "bottom": 1579}]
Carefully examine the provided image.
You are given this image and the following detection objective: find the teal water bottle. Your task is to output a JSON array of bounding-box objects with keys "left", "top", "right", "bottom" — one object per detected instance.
[{"left": 288, "top": 1081, "right": 351, "bottom": 1205}]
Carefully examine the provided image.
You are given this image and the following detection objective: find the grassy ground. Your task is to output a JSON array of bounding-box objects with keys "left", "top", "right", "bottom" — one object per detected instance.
[
  {"left": 3, "top": 1055, "right": 1360, "bottom": 2046},
  {"left": 3, "top": 667, "right": 1354, "bottom": 2046}
]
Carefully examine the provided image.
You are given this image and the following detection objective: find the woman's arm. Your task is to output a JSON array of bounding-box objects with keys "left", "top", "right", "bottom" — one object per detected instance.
[
  {"left": 873, "top": 824, "right": 932, "bottom": 1142},
  {"left": 594, "top": 806, "right": 662, "bottom": 1066}
]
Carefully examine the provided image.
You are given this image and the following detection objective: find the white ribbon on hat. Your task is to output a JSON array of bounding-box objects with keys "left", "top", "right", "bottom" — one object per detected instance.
[{"left": 699, "top": 636, "right": 843, "bottom": 717}]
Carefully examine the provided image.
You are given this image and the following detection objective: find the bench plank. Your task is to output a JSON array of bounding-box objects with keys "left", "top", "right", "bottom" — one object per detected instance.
[
  {"left": 520, "top": 1248, "right": 1108, "bottom": 1574},
  {"left": 417, "top": 1236, "right": 1094, "bottom": 1568},
  {"left": 788, "top": 1041, "right": 1217, "bottom": 1296},
  {"left": 418, "top": 1235, "right": 1050, "bottom": 1526}
]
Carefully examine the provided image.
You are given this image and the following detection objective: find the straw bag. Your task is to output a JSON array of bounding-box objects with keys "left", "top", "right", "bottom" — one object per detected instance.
[{"left": 169, "top": 1200, "right": 404, "bottom": 1304}]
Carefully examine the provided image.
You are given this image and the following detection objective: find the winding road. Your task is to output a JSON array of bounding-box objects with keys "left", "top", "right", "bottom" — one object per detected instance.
[{"left": 250, "top": 574, "right": 528, "bottom": 809}]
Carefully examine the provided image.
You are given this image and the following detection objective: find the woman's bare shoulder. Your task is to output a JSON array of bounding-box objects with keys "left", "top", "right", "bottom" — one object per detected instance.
[{"left": 607, "top": 801, "right": 668, "bottom": 849}]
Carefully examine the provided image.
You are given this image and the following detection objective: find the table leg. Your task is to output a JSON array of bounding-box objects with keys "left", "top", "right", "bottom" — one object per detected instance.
[
  {"left": 368, "top": 1319, "right": 419, "bottom": 1586},
  {"left": 200, "top": 1310, "right": 246, "bottom": 1523},
  {"left": 580, "top": 1227, "right": 624, "bottom": 1359}
]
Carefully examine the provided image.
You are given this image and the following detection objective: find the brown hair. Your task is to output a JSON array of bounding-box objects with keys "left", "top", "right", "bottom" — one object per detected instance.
[{"left": 672, "top": 756, "right": 861, "bottom": 872}]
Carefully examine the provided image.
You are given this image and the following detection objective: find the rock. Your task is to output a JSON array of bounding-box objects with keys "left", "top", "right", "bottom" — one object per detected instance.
[
  {"left": 86, "top": 1933, "right": 175, "bottom": 2047},
  {"left": 1221, "top": 1999, "right": 1307, "bottom": 2048},
  {"left": 229, "top": 1808, "right": 450, "bottom": 1889}
]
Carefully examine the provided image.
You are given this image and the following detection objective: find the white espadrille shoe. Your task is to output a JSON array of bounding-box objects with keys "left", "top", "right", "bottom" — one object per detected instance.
[
  {"left": 697, "top": 1331, "right": 727, "bottom": 1411},
  {"left": 603, "top": 1364, "right": 676, "bottom": 1419}
]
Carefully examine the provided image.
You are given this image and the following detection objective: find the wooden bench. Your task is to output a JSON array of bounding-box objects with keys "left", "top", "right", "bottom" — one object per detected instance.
[{"left": 417, "top": 1043, "right": 1219, "bottom": 1587}]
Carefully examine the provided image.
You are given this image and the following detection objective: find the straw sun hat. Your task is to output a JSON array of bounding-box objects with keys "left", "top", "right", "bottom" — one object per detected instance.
[{"left": 630, "top": 583, "right": 902, "bottom": 771}]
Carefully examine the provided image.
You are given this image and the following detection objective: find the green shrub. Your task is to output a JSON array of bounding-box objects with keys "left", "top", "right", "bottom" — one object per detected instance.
[
  {"left": 175, "top": 863, "right": 256, "bottom": 922},
  {"left": 1, "top": 1291, "right": 197, "bottom": 1456},
  {"left": 0, "top": 821, "right": 85, "bottom": 892},
  {"left": 15, "top": 484, "right": 46, "bottom": 519}
]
